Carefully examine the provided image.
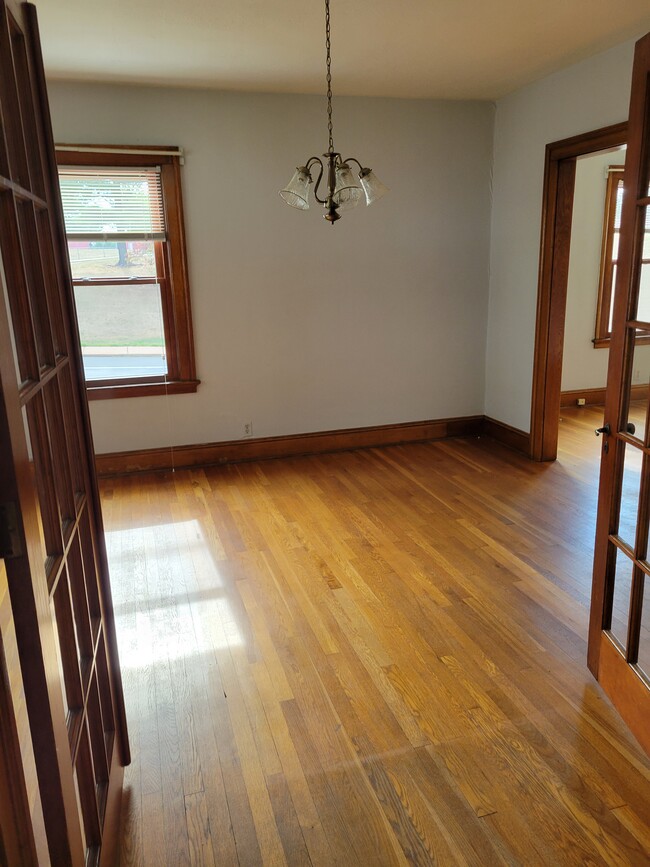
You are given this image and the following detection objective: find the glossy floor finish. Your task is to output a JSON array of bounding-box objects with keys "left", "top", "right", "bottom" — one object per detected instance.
[{"left": 106, "top": 406, "right": 650, "bottom": 866}]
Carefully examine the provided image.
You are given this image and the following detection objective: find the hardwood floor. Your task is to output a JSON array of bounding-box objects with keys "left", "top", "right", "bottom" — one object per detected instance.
[{"left": 104, "top": 406, "right": 650, "bottom": 866}]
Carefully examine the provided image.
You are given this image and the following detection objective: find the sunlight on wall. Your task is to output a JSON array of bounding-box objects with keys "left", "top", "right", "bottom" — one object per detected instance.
[{"left": 105, "top": 519, "right": 243, "bottom": 669}]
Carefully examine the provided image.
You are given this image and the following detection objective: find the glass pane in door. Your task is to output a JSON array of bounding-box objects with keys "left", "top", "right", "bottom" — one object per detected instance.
[
  {"left": 633, "top": 207, "right": 650, "bottom": 323},
  {"left": 610, "top": 547, "right": 635, "bottom": 651},
  {"left": 637, "top": 576, "right": 649, "bottom": 681},
  {"left": 618, "top": 443, "right": 643, "bottom": 547}
]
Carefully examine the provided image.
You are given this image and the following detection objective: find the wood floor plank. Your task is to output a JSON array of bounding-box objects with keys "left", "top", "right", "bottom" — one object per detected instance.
[
  {"left": 250, "top": 657, "right": 335, "bottom": 865},
  {"left": 109, "top": 409, "right": 650, "bottom": 866},
  {"left": 202, "top": 662, "right": 263, "bottom": 865},
  {"left": 281, "top": 698, "right": 372, "bottom": 866},
  {"left": 141, "top": 790, "right": 166, "bottom": 867},
  {"left": 185, "top": 791, "right": 217, "bottom": 867}
]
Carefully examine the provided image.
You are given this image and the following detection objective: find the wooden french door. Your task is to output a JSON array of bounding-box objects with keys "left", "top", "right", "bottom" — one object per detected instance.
[
  {"left": 0, "top": 1, "right": 129, "bottom": 865},
  {"left": 589, "top": 31, "right": 650, "bottom": 754}
]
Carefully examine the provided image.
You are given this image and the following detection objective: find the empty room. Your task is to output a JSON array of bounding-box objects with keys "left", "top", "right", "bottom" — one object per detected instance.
[{"left": 1, "top": 1, "right": 650, "bottom": 865}]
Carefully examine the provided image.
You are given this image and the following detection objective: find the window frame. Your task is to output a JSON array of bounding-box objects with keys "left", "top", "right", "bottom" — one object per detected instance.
[
  {"left": 56, "top": 144, "right": 199, "bottom": 399},
  {"left": 594, "top": 164, "right": 650, "bottom": 348},
  {"left": 594, "top": 165, "right": 624, "bottom": 348}
]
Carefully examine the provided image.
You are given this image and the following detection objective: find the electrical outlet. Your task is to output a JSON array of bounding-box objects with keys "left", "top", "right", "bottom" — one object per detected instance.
[
  {"left": 577, "top": 398, "right": 586, "bottom": 406},
  {"left": 243, "top": 421, "right": 253, "bottom": 438}
]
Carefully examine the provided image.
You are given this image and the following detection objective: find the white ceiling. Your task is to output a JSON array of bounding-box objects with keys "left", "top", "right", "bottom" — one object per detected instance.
[{"left": 34, "top": 0, "right": 650, "bottom": 101}]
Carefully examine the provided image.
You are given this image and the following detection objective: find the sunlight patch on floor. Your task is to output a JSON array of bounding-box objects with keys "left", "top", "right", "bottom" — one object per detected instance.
[{"left": 105, "top": 519, "right": 244, "bottom": 669}]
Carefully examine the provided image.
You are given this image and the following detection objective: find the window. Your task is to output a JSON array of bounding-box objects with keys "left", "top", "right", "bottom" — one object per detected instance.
[
  {"left": 56, "top": 145, "right": 199, "bottom": 399},
  {"left": 594, "top": 165, "right": 650, "bottom": 347},
  {"left": 594, "top": 166, "right": 624, "bottom": 348}
]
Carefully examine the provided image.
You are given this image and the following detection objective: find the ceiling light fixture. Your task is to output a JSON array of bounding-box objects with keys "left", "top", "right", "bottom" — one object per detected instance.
[{"left": 279, "top": 0, "right": 388, "bottom": 224}]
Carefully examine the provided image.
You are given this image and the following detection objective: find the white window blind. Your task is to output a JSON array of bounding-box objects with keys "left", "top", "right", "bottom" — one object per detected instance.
[
  {"left": 58, "top": 166, "right": 166, "bottom": 241},
  {"left": 612, "top": 174, "right": 650, "bottom": 232}
]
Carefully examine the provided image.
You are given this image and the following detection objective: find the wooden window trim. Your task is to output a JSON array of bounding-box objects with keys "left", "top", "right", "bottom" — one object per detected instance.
[
  {"left": 594, "top": 166, "right": 624, "bottom": 348},
  {"left": 594, "top": 169, "right": 650, "bottom": 345},
  {"left": 55, "top": 144, "right": 199, "bottom": 400},
  {"left": 593, "top": 333, "right": 650, "bottom": 348}
]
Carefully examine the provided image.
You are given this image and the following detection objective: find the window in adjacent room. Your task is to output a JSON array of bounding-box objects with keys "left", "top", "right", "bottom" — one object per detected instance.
[
  {"left": 56, "top": 145, "right": 199, "bottom": 399},
  {"left": 594, "top": 164, "right": 650, "bottom": 347},
  {"left": 594, "top": 165, "right": 624, "bottom": 348}
]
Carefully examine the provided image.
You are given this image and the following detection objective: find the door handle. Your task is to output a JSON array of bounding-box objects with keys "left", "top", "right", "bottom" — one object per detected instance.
[
  {"left": 595, "top": 424, "right": 611, "bottom": 436},
  {"left": 626, "top": 422, "right": 636, "bottom": 435}
]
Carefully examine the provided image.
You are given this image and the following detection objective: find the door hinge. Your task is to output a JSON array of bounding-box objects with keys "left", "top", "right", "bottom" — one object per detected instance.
[{"left": 0, "top": 502, "right": 23, "bottom": 559}]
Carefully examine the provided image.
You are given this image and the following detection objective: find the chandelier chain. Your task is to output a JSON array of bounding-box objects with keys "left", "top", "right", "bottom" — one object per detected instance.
[
  {"left": 279, "top": 0, "right": 387, "bottom": 221},
  {"left": 325, "top": 0, "right": 334, "bottom": 153}
]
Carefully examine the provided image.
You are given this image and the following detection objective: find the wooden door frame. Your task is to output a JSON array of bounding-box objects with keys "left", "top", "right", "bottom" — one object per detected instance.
[{"left": 530, "top": 122, "right": 628, "bottom": 462}]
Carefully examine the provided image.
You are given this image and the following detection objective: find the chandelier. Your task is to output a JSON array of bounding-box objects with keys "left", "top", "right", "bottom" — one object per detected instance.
[{"left": 279, "top": 0, "right": 388, "bottom": 223}]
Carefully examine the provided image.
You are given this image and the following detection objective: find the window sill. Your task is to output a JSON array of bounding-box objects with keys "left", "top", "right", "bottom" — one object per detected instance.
[
  {"left": 86, "top": 379, "right": 200, "bottom": 401},
  {"left": 593, "top": 335, "right": 650, "bottom": 349}
]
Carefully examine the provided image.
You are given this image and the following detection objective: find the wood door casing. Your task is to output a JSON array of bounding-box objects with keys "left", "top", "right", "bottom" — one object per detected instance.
[
  {"left": 0, "top": 1, "right": 129, "bottom": 864},
  {"left": 530, "top": 122, "right": 628, "bottom": 462},
  {"left": 589, "top": 31, "right": 650, "bottom": 754}
]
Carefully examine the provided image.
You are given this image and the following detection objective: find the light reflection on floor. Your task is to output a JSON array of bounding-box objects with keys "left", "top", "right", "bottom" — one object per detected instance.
[{"left": 105, "top": 519, "right": 243, "bottom": 670}]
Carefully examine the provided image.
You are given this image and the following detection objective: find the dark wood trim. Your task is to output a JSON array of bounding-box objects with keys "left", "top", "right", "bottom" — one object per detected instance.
[
  {"left": 593, "top": 334, "right": 650, "bottom": 348},
  {"left": 73, "top": 277, "right": 158, "bottom": 287},
  {"left": 482, "top": 416, "right": 531, "bottom": 455},
  {"left": 530, "top": 158, "right": 577, "bottom": 461},
  {"left": 95, "top": 415, "right": 485, "bottom": 476},
  {"left": 530, "top": 122, "right": 628, "bottom": 463},
  {"left": 594, "top": 166, "right": 624, "bottom": 345},
  {"left": 561, "top": 387, "right": 608, "bottom": 407},
  {"left": 94, "top": 414, "right": 538, "bottom": 477},
  {"left": 560, "top": 384, "right": 648, "bottom": 407},
  {"left": 86, "top": 378, "right": 200, "bottom": 401},
  {"left": 55, "top": 143, "right": 181, "bottom": 166},
  {"left": 162, "top": 159, "right": 197, "bottom": 384},
  {"left": 539, "top": 123, "right": 629, "bottom": 162},
  {"left": 55, "top": 145, "right": 198, "bottom": 399}
]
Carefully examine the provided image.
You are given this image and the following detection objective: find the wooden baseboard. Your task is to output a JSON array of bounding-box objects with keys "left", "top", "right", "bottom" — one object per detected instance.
[
  {"left": 560, "top": 385, "right": 648, "bottom": 407},
  {"left": 482, "top": 416, "right": 531, "bottom": 456},
  {"left": 95, "top": 415, "right": 485, "bottom": 476}
]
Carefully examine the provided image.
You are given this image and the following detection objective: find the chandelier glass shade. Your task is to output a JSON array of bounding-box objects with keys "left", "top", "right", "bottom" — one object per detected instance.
[{"left": 279, "top": 0, "right": 388, "bottom": 223}]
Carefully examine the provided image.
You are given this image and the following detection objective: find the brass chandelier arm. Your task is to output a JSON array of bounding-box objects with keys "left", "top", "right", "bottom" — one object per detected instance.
[
  {"left": 303, "top": 152, "right": 343, "bottom": 223},
  {"left": 305, "top": 156, "right": 326, "bottom": 204}
]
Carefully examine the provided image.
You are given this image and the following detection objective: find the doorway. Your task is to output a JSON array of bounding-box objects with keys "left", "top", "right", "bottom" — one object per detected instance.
[{"left": 530, "top": 122, "right": 627, "bottom": 462}]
